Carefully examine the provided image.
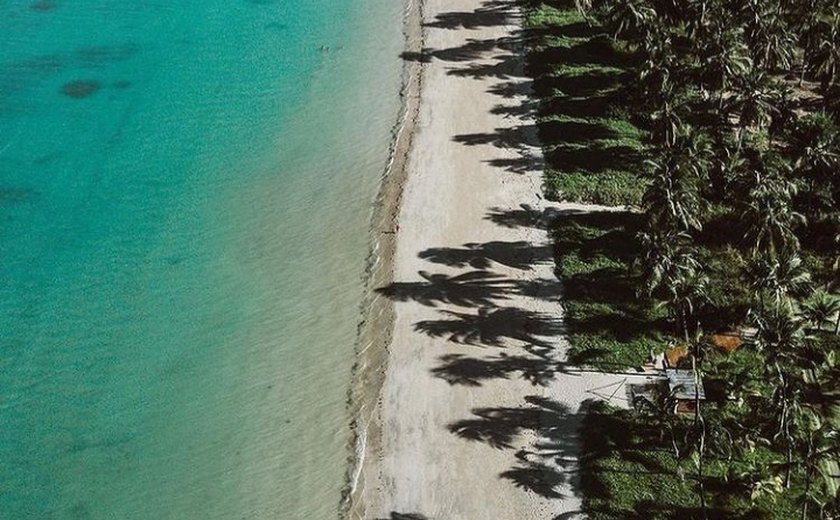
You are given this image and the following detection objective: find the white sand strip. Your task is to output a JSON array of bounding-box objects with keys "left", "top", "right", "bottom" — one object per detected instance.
[{"left": 351, "top": 1, "right": 641, "bottom": 519}]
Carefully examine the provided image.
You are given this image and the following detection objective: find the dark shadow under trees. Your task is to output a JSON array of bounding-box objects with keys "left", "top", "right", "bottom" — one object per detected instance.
[{"left": 448, "top": 396, "right": 587, "bottom": 500}]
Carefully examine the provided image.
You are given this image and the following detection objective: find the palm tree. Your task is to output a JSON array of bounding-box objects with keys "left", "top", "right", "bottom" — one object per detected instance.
[
  {"left": 791, "top": 114, "right": 840, "bottom": 175},
  {"left": 750, "top": 296, "right": 803, "bottom": 361},
  {"left": 683, "top": 0, "right": 716, "bottom": 41},
  {"left": 789, "top": 114, "right": 840, "bottom": 221},
  {"left": 691, "top": 353, "right": 709, "bottom": 520},
  {"left": 637, "top": 26, "right": 676, "bottom": 105},
  {"left": 751, "top": 298, "right": 808, "bottom": 487},
  {"left": 649, "top": 86, "right": 690, "bottom": 147},
  {"left": 806, "top": 13, "right": 840, "bottom": 97},
  {"left": 638, "top": 229, "right": 707, "bottom": 341},
  {"left": 797, "top": 358, "right": 840, "bottom": 519},
  {"left": 694, "top": 15, "right": 752, "bottom": 111},
  {"left": 643, "top": 136, "right": 709, "bottom": 231},
  {"left": 740, "top": 0, "right": 796, "bottom": 71},
  {"left": 768, "top": 85, "right": 796, "bottom": 145},
  {"left": 649, "top": 0, "right": 686, "bottom": 25},
  {"left": 634, "top": 384, "right": 682, "bottom": 456},
  {"left": 708, "top": 138, "right": 745, "bottom": 200},
  {"left": 574, "top": 0, "right": 595, "bottom": 16},
  {"left": 665, "top": 270, "right": 709, "bottom": 344},
  {"left": 747, "top": 250, "right": 812, "bottom": 306},
  {"left": 638, "top": 229, "right": 700, "bottom": 294},
  {"left": 800, "top": 290, "right": 840, "bottom": 331},
  {"left": 727, "top": 70, "right": 782, "bottom": 147},
  {"left": 601, "top": 0, "right": 657, "bottom": 41},
  {"left": 793, "top": 0, "right": 835, "bottom": 84},
  {"left": 833, "top": 237, "right": 840, "bottom": 333},
  {"left": 741, "top": 165, "right": 805, "bottom": 259},
  {"left": 795, "top": 409, "right": 840, "bottom": 520}
]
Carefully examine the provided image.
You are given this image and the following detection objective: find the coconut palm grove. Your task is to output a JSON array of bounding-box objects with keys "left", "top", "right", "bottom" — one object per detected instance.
[{"left": 523, "top": 0, "right": 840, "bottom": 517}]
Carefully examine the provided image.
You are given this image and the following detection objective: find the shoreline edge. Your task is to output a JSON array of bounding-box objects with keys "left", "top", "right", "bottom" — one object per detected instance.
[{"left": 340, "top": 0, "right": 426, "bottom": 517}]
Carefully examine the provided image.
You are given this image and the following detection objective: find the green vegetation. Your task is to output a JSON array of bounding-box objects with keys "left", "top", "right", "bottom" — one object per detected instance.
[
  {"left": 553, "top": 211, "right": 669, "bottom": 367},
  {"left": 554, "top": 209, "right": 755, "bottom": 368},
  {"left": 581, "top": 401, "right": 801, "bottom": 519},
  {"left": 523, "top": 0, "right": 840, "bottom": 517},
  {"left": 524, "top": 2, "right": 646, "bottom": 205}
]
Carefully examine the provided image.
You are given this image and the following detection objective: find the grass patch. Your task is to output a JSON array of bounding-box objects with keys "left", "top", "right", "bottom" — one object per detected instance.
[
  {"left": 553, "top": 211, "right": 669, "bottom": 367},
  {"left": 582, "top": 402, "right": 802, "bottom": 520},
  {"left": 524, "top": 2, "right": 646, "bottom": 206}
]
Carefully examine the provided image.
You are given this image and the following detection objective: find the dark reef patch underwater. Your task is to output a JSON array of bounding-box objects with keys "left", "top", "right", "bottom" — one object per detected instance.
[
  {"left": 60, "top": 79, "right": 101, "bottom": 98},
  {"left": 30, "top": 1, "right": 57, "bottom": 12}
]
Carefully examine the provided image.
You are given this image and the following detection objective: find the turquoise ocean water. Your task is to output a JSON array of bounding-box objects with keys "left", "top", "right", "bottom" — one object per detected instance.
[{"left": 0, "top": 1, "right": 404, "bottom": 518}]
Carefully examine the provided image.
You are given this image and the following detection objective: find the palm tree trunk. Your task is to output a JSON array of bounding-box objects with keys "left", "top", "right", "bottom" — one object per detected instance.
[
  {"left": 801, "top": 459, "right": 812, "bottom": 520},
  {"left": 736, "top": 126, "right": 746, "bottom": 154},
  {"left": 680, "top": 306, "right": 690, "bottom": 344},
  {"left": 775, "top": 364, "right": 794, "bottom": 488},
  {"left": 693, "top": 356, "right": 708, "bottom": 520},
  {"left": 799, "top": 56, "right": 807, "bottom": 87},
  {"left": 786, "top": 443, "right": 794, "bottom": 489},
  {"left": 783, "top": 397, "right": 794, "bottom": 488}
]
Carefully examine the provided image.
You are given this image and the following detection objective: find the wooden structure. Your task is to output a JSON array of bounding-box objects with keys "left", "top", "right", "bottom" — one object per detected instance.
[{"left": 666, "top": 368, "right": 706, "bottom": 414}]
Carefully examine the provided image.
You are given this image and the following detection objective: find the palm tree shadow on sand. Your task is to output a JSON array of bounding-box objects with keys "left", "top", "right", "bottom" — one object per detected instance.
[
  {"left": 375, "top": 514, "right": 432, "bottom": 520},
  {"left": 376, "top": 270, "right": 517, "bottom": 308},
  {"left": 414, "top": 306, "right": 565, "bottom": 348},
  {"left": 447, "top": 396, "right": 593, "bottom": 501},
  {"left": 418, "top": 241, "right": 552, "bottom": 271},
  {"left": 431, "top": 351, "right": 558, "bottom": 387}
]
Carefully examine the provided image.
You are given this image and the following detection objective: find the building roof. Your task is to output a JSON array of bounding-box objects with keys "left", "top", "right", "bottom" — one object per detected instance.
[
  {"left": 665, "top": 345, "right": 689, "bottom": 367},
  {"left": 666, "top": 368, "right": 706, "bottom": 401},
  {"left": 709, "top": 332, "right": 743, "bottom": 354}
]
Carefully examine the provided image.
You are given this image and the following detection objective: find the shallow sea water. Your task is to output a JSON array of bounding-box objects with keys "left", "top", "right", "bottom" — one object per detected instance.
[{"left": 0, "top": 1, "right": 404, "bottom": 518}]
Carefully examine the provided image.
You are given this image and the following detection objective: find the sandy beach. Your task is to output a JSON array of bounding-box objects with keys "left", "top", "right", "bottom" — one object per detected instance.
[{"left": 350, "top": 0, "right": 640, "bottom": 518}]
